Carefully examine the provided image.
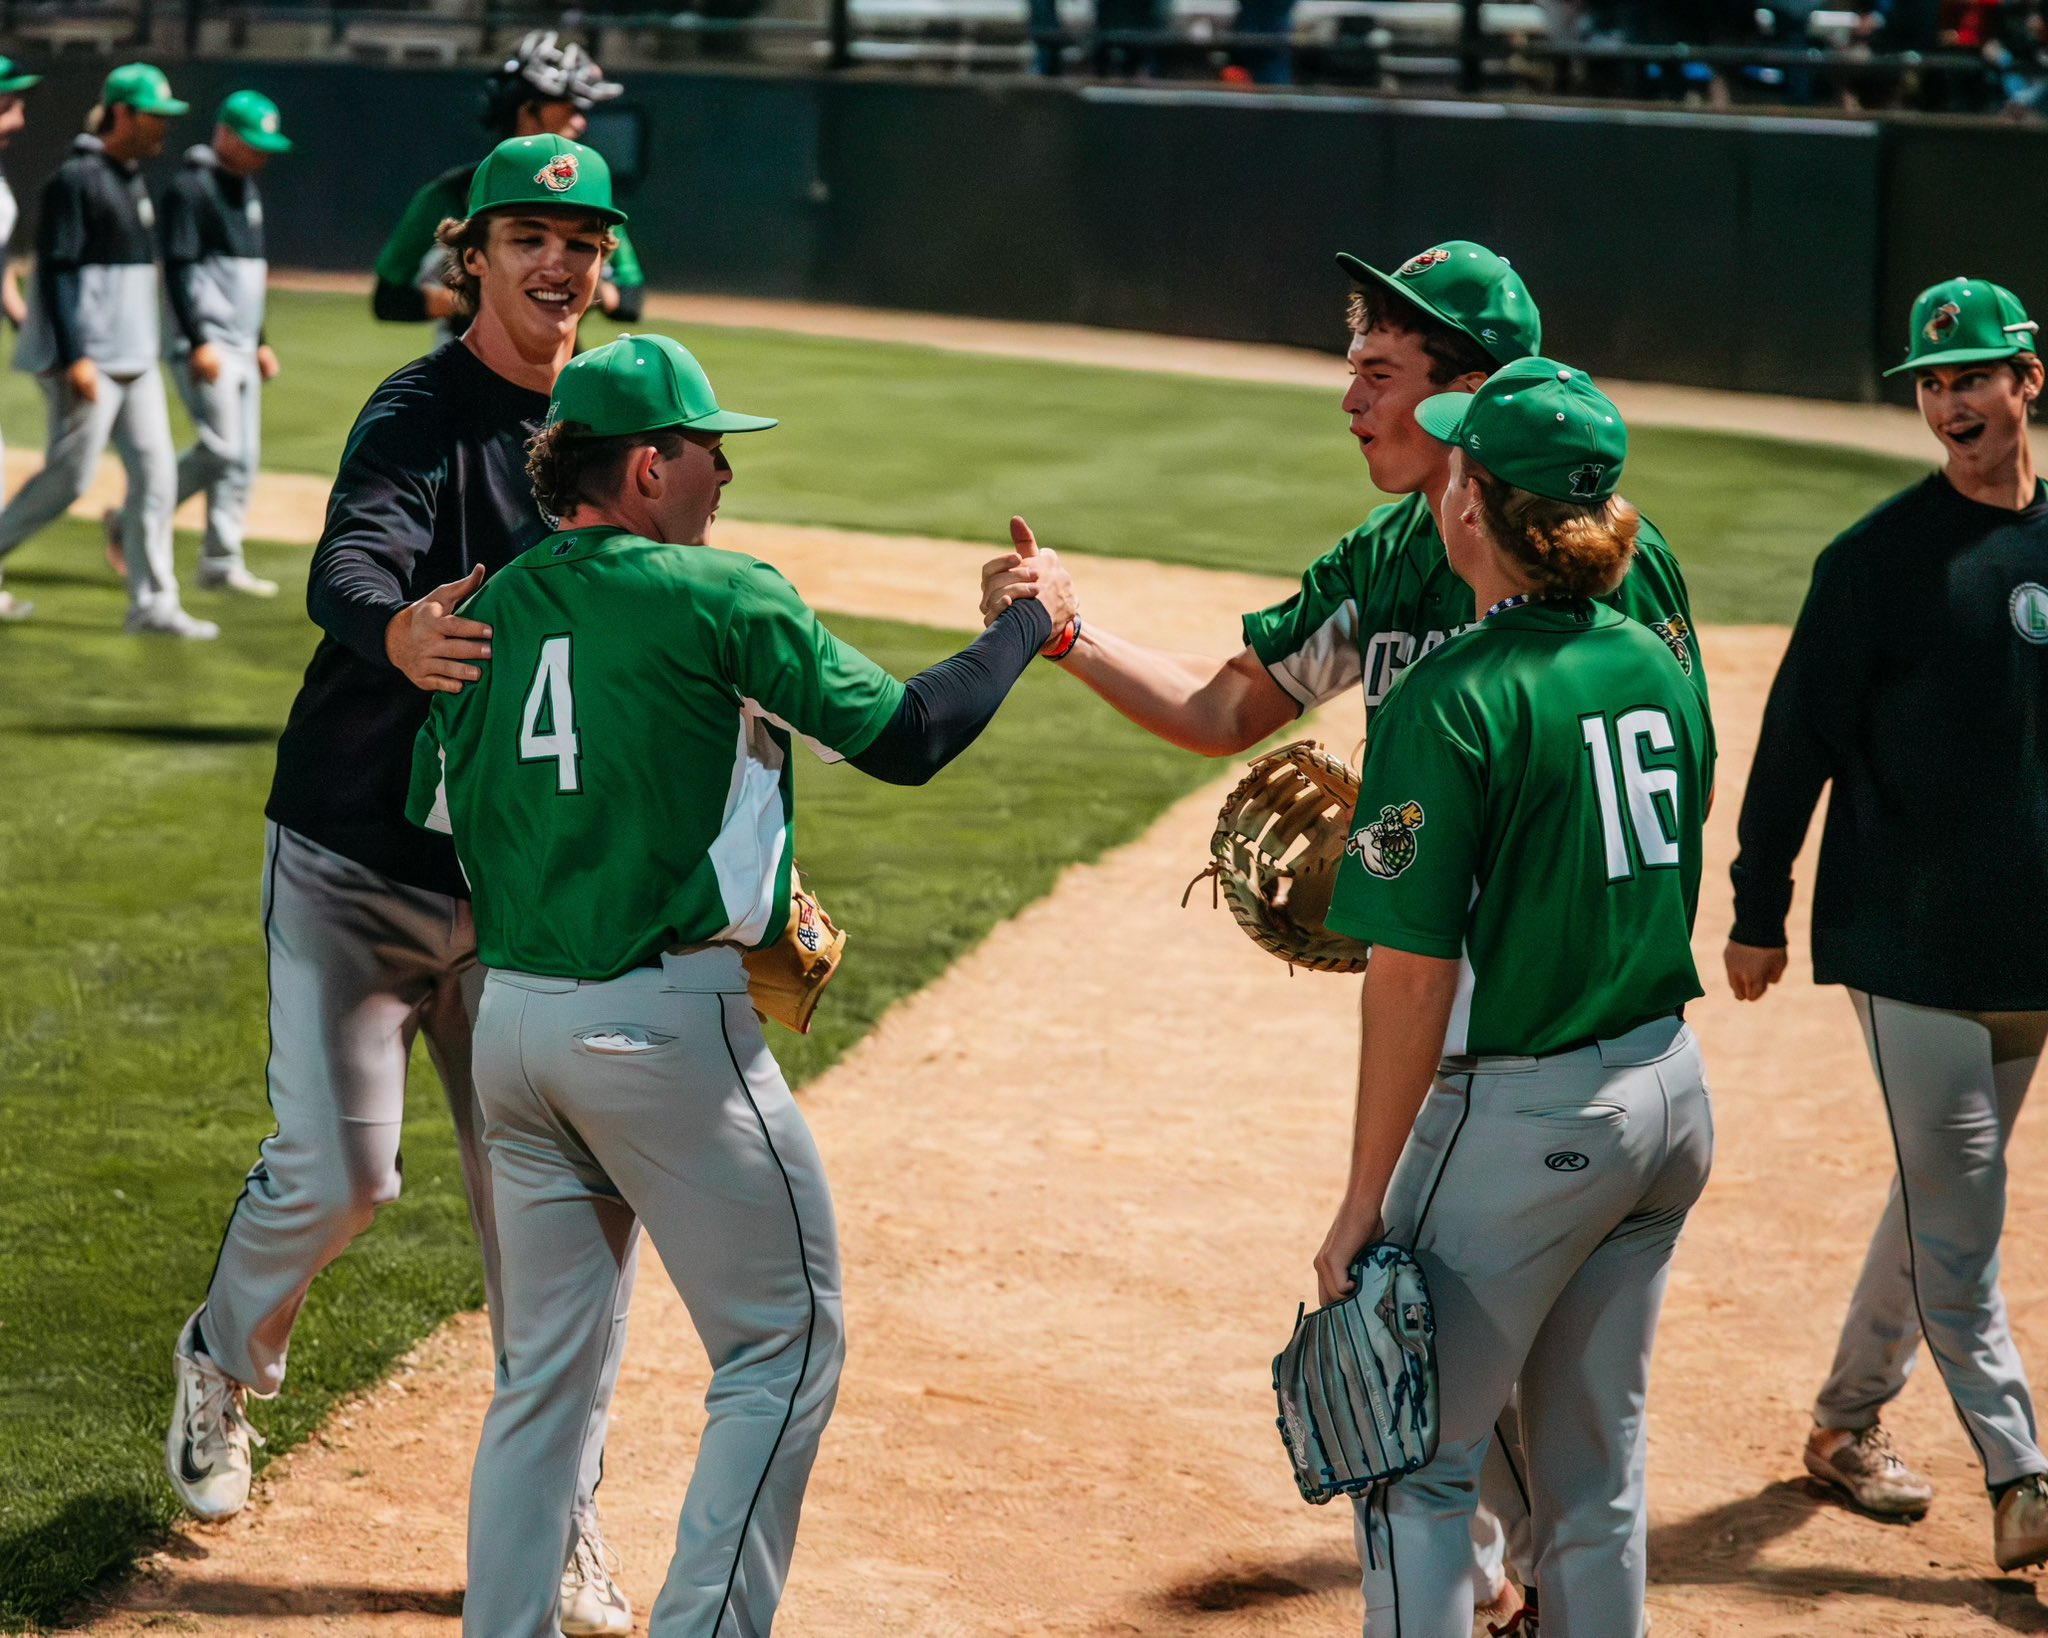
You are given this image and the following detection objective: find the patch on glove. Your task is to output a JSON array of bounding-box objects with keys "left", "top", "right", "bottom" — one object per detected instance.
[
  {"left": 1185, "top": 739, "right": 1373, "bottom": 973},
  {"left": 1273, "top": 1244, "right": 1439, "bottom": 1505},
  {"left": 742, "top": 875, "right": 845, "bottom": 1036}
]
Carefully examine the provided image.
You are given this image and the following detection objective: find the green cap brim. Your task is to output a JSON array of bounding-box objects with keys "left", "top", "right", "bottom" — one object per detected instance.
[
  {"left": 685, "top": 410, "right": 777, "bottom": 434},
  {"left": 482, "top": 199, "right": 628, "bottom": 227},
  {"left": 1882, "top": 343, "right": 2032, "bottom": 379},
  {"left": 1413, "top": 391, "right": 1471, "bottom": 446},
  {"left": 235, "top": 127, "right": 292, "bottom": 153},
  {"left": 132, "top": 96, "right": 189, "bottom": 116},
  {"left": 0, "top": 73, "right": 41, "bottom": 94},
  {"left": 1337, "top": 250, "right": 1504, "bottom": 363}
]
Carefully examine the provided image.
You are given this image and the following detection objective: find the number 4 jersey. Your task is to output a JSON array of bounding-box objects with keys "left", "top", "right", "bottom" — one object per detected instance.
[
  {"left": 405, "top": 525, "right": 904, "bottom": 981},
  {"left": 1326, "top": 599, "right": 1716, "bottom": 1058}
]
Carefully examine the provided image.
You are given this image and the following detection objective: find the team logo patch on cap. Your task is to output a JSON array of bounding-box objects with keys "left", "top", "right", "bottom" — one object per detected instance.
[
  {"left": 1568, "top": 462, "right": 1607, "bottom": 500},
  {"left": 2012, "top": 582, "right": 2048, "bottom": 645},
  {"left": 1347, "top": 800, "right": 1425, "bottom": 880},
  {"left": 535, "top": 153, "right": 580, "bottom": 192},
  {"left": 1395, "top": 248, "right": 1451, "bottom": 278},
  {"left": 1924, "top": 300, "right": 1962, "bottom": 344},
  {"left": 1651, "top": 614, "right": 1694, "bottom": 676}
]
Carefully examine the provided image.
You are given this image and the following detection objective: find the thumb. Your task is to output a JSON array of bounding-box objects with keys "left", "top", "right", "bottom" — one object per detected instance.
[
  {"left": 1009, "top": 515, "right": 1038, "bottom": 559},
  {"left": 442, "top": 564, "right": 485, "bottom": 599}
]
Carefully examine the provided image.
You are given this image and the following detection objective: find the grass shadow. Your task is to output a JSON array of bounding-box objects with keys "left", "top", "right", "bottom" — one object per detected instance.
[{"left": 20, "top": 722, "right": 280, "bottom": 745}]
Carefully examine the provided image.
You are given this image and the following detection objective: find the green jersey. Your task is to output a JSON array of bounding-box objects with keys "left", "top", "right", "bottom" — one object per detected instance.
[
  {"left": 1241, "top": 492, "right": 1704, "bottom": 717},
  {"left": 1325, "top": 600, "right": 1714, "bottom": 1057},
  {"left": 404, "top": 526, "right": 903, "bottom": 980}
]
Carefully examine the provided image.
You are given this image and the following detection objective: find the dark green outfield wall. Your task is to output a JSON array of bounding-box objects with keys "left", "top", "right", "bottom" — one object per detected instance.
[{"left": 0, "top": 59, "right": 2023, "bottom": 401}]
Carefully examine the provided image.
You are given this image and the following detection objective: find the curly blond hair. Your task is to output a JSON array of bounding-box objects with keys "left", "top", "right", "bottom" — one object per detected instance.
[{"left": 1468, "top": 464, "right": 1639, "bottom": 600}]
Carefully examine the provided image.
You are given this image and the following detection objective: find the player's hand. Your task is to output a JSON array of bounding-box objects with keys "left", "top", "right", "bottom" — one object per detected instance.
[
  {"left": 189, "top": 342, "right": 224, "bottom": 385},
  {"left": 1314, "top": 1194, "right": 1383, "bottom": 1308},
  {"left": 597, "top": 281, "right": 621, "bottom": 316},
  {"left": 385, "top": 564, "right": 493, "bottom": 695},
  {"left": 2, "top": 288, "right": 26, "bottom": 329},
  {"left": 421, "top": 283, "right": 459, "bottom": 321},
  {"left": 256, "top": 344, "right": 280, "bottom": 382},
  {"left": 1724, "top": 940, "right": 1788, "bottom": 1002},
  {"left": 981, "top": 517, "right": 1078, "bottom": 651},
  {"left": 64, "top": 356, "right": 98, "bottom": 404}
]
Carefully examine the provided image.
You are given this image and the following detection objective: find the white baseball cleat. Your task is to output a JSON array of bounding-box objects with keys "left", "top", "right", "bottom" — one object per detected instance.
[
  {"left": 0, "top": 590, "right": 33, "bottom": 621},
  {"left": 1996, "top": 1474, "right": 2048, "bottom": 1572},
  {"left": 1803, "top": 1423, "right": 1934, "bottom": 1518},
  {"left": 559, "top": 1511, "right": 633, "bottom": 1636},
  {"left": 197, "top": 564, "right": 279, "bottom": 599},
  {"left": 125, "top": 601, "right": 220, "bottom": 640},
  {"left": 165, "top": 1308, "right": 263, "bottom": 1522}
]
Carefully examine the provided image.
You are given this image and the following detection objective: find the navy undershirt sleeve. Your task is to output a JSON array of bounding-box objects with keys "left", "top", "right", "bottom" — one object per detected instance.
[{"left": 850, "top": 599, "right": 1054, "bottom": 786}]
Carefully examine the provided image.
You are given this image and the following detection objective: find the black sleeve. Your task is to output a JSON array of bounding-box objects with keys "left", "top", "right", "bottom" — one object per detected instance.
[
  {"left": 608, "top": 283, "right": 644, "bottom": 323},
  {"left": 34, "top": 165, "right": 87, "bottom": 366},
  {"left": 306, "top": 385, "right": 447, "bottom": 669},
  {"left": 159, "top": 177, "right": 205, "bottom": 351},
  {"left": 372, "top": 276, "right": 432, "bottom": 324},
  {"left": 849, "top": 599, "right": 1053, "bottom": 786},
  {"left": 1728, "top": 540, "right": 1877, "bottom": 947}
]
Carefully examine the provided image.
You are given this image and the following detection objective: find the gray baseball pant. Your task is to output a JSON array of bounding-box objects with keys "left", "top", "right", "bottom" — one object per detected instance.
[
  {"left": 1353, "top": 1016, "right": 1713, "bottom": 1638},
  {"left": 0, "top": 367, "right": 178, "bottom": 612},
  {"left": 199, "top": 823, "right": 630, "bottom": 1526},
  {"left": 173, "top": 346, "right": 259, "bottom": 574},
  {"left": 465, "top": 953, "right": 844, "bottom": 1638},
  {"left": 1813, "top": 992, "right": 2048, "bottom": 1487}
]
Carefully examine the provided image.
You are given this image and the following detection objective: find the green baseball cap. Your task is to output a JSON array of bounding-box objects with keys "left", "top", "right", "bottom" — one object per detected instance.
[
  {"left": 1884, "top": 276, "right": 2039, "bottom": 378},
  {"left": 101, "top": 62, "right": 187, "bottom": 118},
  {"left": 466, "top": 133, "right": 626, "bottom": 225},
  {"left": 1415, "top": 355, "right": 1627, "bottom": 504},
  {"left": 1337, "top": 240, "right": 1540, "bottom": 367},
  {"left": 0, "top": 58, "right": 42, "bottom": 96},
  {"left": 550, "top": 333, "right": 778, "bottom": 439},
  {"left": 219, "top": 89, "right": 291, "bottom": 154}
]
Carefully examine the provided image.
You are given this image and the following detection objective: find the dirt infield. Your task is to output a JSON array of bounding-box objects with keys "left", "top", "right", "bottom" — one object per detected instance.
[{"left": 70, "top": 621, "right": 2048, "bottom": 1638}]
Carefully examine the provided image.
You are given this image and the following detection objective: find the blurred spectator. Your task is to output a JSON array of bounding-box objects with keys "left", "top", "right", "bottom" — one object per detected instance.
[{"left": 1233, "top": 0, "right": 1297, "bottom": 83}]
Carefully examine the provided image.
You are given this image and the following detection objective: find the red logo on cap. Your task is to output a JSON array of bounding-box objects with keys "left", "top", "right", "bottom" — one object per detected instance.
[
  {"left": 535, "top": 153, "right": 580, "bottom": 193},
  {"left": 1396, "top": 248, "right": 1452, "bottom": 278},
  {"left": 1924, "top": 301, "right": 1962, "bottom": 344}
]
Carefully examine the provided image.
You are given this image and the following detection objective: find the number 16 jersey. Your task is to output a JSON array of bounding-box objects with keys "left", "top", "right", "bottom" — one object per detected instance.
[{"left": 1325, "top": 599, "right": 1715, "bottom": 1058}]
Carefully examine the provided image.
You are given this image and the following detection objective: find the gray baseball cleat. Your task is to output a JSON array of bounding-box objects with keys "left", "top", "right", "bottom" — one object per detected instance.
[
  {"left": 558, "top": 1509, "right": 632, "bottom": 1636},
  {"left": 124, "top": 600, "right": 220, "bottom": 640},
  {"left": 1803, "top": 1424, "right": 1934, "bottom": 1517},
  {"left": 197, "top": 563, "right": 279, "bottom": 599},
  {"left": 165, "top": 1308, "right": 263, "bottom": 1521},
  {"left": 1996, "top": 1475, "right": 2048, "bottom": 1572}
]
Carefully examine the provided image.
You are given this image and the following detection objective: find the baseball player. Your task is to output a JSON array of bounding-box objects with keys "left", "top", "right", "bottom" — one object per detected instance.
[
  {"left": 1727, "top": 276, "right": 2048, "bottom": 1571},
  {"left": 982, "top": 239, "right": 1705, "bottom": 1630},
  {"left": 1315, "top": 358, "right": 1714, "bottom": 1638},
  {"left": 0, "top": 56, "right": 42, "bottom": 468},
  {"left": 371, "top": 32, "right": 643, "bottom": 338},
  {"left": 164, "top": 136, "right": 638, "bottom": 1635},
  {"left": 0, "top": 63, "right": 209, "bottom": 635},
  {"left": 159, "top": 90, "right": 291, "bottom": 600},
  {"left": 404, "top": 330, "right": 1074, "bottom": 1637}
]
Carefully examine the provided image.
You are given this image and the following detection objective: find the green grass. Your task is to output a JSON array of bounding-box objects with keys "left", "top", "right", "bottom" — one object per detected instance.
[
  {"left": 0, "top": 524, "right": 1220, "bottom": 1630},
  {"left": 0, "top": 291, "right": 1923, "bottom": 624}
]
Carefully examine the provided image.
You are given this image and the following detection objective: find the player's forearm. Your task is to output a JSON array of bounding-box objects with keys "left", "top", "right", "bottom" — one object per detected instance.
[
  {"left": 308, "top": 541, "right": 416, "bottom": 669},
  {"left": 850, "top": 600, "right": 1051, "bottom": 785},
  {"left": 1346, "top": 948, "right": 1460, "bottom": 1216},
  {"left": 1060, "top": 625, "right": 1280, "bottom": 757},
  {"left": 1728, "top": 665, "right": 1831, "bottom": 948}
]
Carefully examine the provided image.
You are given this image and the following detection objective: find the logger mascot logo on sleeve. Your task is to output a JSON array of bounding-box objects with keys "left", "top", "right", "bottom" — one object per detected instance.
[{"left": 1348, "top": 802, "right": 1426, "bottom": 880}]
